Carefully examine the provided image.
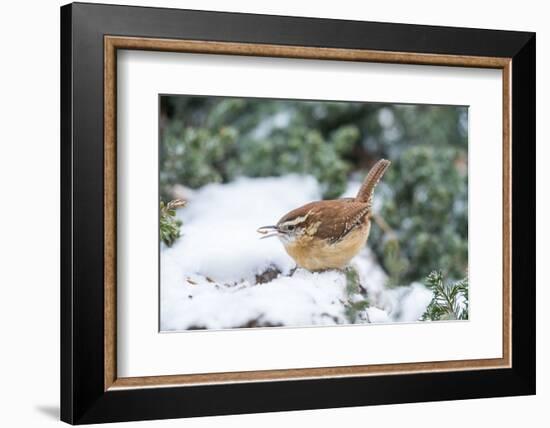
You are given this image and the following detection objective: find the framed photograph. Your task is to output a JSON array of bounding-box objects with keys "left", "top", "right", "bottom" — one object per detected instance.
[{"left": 61, "top": 2, "right": 535, "bottom": 424}]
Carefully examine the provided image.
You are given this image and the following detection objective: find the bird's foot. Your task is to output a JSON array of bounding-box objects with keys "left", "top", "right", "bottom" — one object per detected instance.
[{"left": 288, "top": 266, "right": 298, "bottom": 277}]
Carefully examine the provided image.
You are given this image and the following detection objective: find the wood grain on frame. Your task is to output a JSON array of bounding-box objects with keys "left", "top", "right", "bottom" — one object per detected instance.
[
  {"left": 502, "top": 62, "right": 512, "bottom": 366},
  {"left": 104, "top": 36, "right": 117, "bottom": 390},
  {"left": 104, "top": 36, "right": 512, "bottom": 391}
]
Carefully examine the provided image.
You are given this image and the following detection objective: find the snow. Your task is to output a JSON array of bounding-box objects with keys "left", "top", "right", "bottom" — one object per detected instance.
[{"left": 160, "top": 175, "right": 433, "bottom": 331}]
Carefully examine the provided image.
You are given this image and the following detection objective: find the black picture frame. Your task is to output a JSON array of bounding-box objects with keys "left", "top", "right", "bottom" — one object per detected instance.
[{"left": 61, "top": 2, "right": 535, "bottom": 424}]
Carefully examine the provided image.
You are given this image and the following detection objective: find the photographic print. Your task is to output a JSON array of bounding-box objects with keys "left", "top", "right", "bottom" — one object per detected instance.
[{"left": 159, "top": 95, "right": 468, "bottom": 331}]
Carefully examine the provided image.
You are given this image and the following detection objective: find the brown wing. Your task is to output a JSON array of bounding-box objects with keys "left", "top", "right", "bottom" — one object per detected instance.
[{"left": 304, "top": 200, "right": 371, "bottom": 244}]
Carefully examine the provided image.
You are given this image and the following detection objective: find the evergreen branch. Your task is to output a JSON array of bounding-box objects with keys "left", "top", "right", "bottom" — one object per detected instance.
[
  {"left": 160, "top": 199, "right": 186, "bottom": 247},
  {"left": 422, "top": 271, "right": 468, "bottom": 321}
]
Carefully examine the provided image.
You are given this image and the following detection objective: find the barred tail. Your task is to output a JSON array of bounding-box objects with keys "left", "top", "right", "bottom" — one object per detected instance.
[{"left": 355, "top": 159, "right": 391, "bottom": 204}]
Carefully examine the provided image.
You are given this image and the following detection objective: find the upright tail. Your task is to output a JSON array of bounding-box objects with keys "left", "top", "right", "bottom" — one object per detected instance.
[{"left": 355, "top": 159, "right": 391, "bottom": 204}]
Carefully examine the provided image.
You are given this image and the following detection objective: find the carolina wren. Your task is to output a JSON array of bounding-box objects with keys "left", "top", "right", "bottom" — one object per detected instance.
[{"left": 258, "top": 159, "right": 391, "bottom": 271}]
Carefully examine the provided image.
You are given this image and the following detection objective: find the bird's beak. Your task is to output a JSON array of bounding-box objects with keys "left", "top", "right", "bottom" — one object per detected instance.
[{"left": 257, "top": 225, "right": 280, "bottom": 239}]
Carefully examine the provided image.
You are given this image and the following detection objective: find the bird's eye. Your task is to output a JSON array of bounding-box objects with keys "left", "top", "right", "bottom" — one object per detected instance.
[{"left": 287, "top": 225, "right": 295, "bottom": 231}]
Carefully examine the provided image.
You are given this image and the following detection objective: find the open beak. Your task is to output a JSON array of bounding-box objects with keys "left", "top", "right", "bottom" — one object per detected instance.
[{"left": 257, "top": 225, "right": 280, "bottom": 239}]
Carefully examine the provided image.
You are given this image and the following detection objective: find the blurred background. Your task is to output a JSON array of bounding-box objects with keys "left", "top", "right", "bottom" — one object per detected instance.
[{"left": 160, "top": 95, "right": 468, "bottom": 287}]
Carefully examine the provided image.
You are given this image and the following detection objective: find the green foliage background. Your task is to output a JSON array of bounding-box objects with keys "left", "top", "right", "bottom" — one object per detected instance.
[{"left": 160, "top": 96, "right": 468, "bottom": 285}]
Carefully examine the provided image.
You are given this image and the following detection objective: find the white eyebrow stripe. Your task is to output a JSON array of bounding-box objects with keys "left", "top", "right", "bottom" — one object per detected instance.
[{"left": 281, "top": 212, "right": 310, "bottom": 227}]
